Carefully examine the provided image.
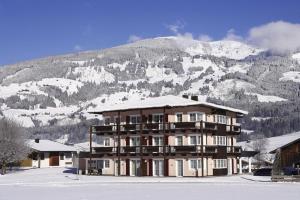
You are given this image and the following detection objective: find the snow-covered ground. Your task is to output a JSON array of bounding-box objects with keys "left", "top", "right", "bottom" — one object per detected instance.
[{"left": 0, "top": 168, "right": 299, "bottom": 200}]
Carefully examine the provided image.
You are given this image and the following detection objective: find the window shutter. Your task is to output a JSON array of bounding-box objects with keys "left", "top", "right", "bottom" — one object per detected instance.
[
  {"left": 164, "top": 159, "right": 169, "bottom": 176},
  {"left": 126, "top": 159, "right": 130, "bottom": 176},
  {"left": 148, "top": 115, "right": 152, "bottom": 123},
  {"left": 149, "top": 159, "right": 153, "bottom": 176},
  {"left": 164, "top": 114, "right": 168, "bottom": 122},
  {"left": 126, "top": 137, "right": 130, "bottom": 146},
  {"left": 148, "top": 136, "right": 153, "bottom": 146},
  {"left": 126, "top": 116, "right": 130, "bottom": 124},
  {"left": 164, "top": 135, "right": 169, "bottom": 145}
]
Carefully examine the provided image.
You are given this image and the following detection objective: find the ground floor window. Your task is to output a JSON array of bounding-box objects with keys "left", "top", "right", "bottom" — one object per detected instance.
[
  {"left": 88, "top": 160, "right": 110, "bottom": 169},
  {"left": 190, "top": 159, "right": 202, "bottom": 169},
  {"left": 213, "top": 159, "right": 227, "bottom": 169},
  {"left": 104, "top": 160, "right": 110, "bottom": 168}
]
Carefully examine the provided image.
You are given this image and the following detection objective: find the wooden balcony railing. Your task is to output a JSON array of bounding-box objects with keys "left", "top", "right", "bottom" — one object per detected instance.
[
  {"left": 91, "top": 122, "right": 240, "bottom": 134},
  {"left": 92, "top": 145, "right": 241, "bottom": 155}
]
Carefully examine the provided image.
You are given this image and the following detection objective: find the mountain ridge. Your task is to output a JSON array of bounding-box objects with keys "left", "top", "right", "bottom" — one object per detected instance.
[{"left": 0, "top": 36, "right": 299, "bottom": 143}]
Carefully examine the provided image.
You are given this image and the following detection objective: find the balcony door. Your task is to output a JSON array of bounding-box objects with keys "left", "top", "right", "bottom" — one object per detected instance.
[
  {"left": 131, "top": 160, "right": 141, "bottom": 176},
  {"left": 153, "top": 160, "right": 164, "bottom": 176},
  {"left": 176, "top": 160, "right": 184, "bottom": 177},
  {"left": 153, "top": 136, "right": 163, "bottom": 153}
]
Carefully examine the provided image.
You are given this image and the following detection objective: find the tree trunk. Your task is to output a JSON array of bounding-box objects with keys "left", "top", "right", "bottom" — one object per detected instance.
[{"left": 1, "top": 161, "right": 6, "bottom": 175}]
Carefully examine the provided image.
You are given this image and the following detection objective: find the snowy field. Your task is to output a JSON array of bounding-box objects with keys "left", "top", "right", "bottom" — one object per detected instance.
[{"left": 0, "top": 168, "right": 299, "bottom": 200}]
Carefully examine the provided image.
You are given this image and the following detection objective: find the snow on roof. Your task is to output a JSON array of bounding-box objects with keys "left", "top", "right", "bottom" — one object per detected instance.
[
  {"left": 237, "top": 131, "right": 300, "bottom": 154},
  {"left": 27, "top": 140, "right": 76, "bottom": 152},
  {"left": 73, "top": 142, "right": 102, "bottom": 152},
  {"left": 89, "top": 95, "right": 248, "bottom": 114}
]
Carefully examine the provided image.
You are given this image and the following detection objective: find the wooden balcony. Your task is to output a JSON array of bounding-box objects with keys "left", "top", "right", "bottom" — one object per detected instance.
[
  {"left": 91, "top": 145, "right": 241, "bottom": 157},
  {"left": 226, "top": 146, "right": 242, "bottom": 154},
  {"left": 91, "top": 122, "right": 240, "bottom": 135}
]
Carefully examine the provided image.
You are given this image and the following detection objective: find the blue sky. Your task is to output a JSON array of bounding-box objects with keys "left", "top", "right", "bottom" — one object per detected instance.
[{"left": 1, "top": 0, "right": 300, "bottom": 65}]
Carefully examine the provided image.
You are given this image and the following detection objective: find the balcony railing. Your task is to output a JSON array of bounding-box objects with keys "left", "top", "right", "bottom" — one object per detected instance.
[
  {"left": 91, "top": 122, "right": 241, "bottom": 135},
  {"left": 92, "top": 145, "right": 241, "bottom": 155}
]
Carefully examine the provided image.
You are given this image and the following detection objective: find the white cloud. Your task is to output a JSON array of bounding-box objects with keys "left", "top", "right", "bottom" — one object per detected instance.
[
  {"left": 247, "top": 21, "right": 300, "bottom": 54},
  {"left": 73, "top": 45, "right": 82, "bottom": 51},
  {"left": 166, "top": 20, "right": 185, "bottom": 34},
  {"left": 127, "top": 35, "right": 142, "bottom": 43},
  {"left": 223, "top": 29, "right": 243, "bottom": 41},
  {"left": 198, "top": 34, "right": 213, "bottom": 42}
]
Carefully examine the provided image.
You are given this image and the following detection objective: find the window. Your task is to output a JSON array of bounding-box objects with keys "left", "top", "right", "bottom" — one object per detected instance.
[
  {"left": 65, "top": 152, "right": 72, "bottom": 159},
  {"left": 130, "top": 137, "right": 140, "bottom": 146},
  {"left": 114, "top": 116, "right": 120, "bottom": 124},
  {"left": 190, "top": 159, "right": 202, "bottom": 169},
  {"left": 213, "top": 136, "right": 227, "bottom": 146},
  {"left": 153, "top": 136, "right": 163, "bottom": 146},
  {"left": 214, "top": 115, "right": 227, "bottom": 124},
  {"left": 153, "top": 114, "right": 164, "bottom": 123},
  {"left": 189, "top": 136, "right": 201, "bottom": 145},
  {"left": 190, "top": 136, "right": 197, "bottom": 145},
  {"left": 88, "top": 160, "right": 97, "bottom": 169},
  {"left": 130, "top": 115, "right": 141, "bottom": 124},
  {"left": 104, "top": 138, "right": 110, "bottom": 146},
  {"left": 104, "top": 117, "right": 111, "bottom": 125},
  {"left": 176, "top": 113, "right": 183, "bottom": 122},
  {"left": 176, "top": 136, "right": 183, "bottom": 146},
  {"left": 189, "top": 112, "right": 204, "bottom": 122},
  {"left": 104, "top": 160, "right": 110, "bottom": 168},
  {"left": 213, "top": 159, "right": 227, "bottom": 169},
  {"left": 60, "top": 153, "right": 64, "bottom": 160}
]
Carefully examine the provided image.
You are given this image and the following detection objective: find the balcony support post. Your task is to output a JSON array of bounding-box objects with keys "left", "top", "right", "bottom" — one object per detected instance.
[
  {"left": 239, "top": 157, "right": 243, "bottom": 174},
  {"left": 89, "top": 126, "right": 92, "bottom": 175},
  {"left": 140, "top": 109, "right": 143, "bottom": 177},
  {"left": 117, "top": 111, "right": 121, "bottom": 176},
  {"left": 201, "top": 120, "right": 204, "bottom": 177}
]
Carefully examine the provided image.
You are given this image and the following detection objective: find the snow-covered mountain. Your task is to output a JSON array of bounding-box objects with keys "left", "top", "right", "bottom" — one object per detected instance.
[{"left": 1, "top": 36, "right": 300, "bottom": 142}]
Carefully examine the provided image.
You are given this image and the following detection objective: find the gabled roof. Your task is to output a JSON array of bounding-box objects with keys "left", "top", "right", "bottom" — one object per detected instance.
[
  {"left": 237, "top": 132, "right": 300, "bottom": 154},
  {"left": 27, "top": 140, "right": 76, "bottom": 152},
  {"left": 89, "top": 95, "right": 248, "bottom": 115}
]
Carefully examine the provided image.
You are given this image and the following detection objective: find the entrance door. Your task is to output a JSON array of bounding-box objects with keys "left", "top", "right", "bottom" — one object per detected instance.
[
  {"left": 49, "top": 152, "right": 59, "bottom": 166},
  {"left": 176, "top": 160, "right": 183, "bottom": 177},
  {"left": 131, "top": 160, "right": 141, "bottom": 176},
  {"left": 153, "top": 160, "right": 164, "bottom": 176}
]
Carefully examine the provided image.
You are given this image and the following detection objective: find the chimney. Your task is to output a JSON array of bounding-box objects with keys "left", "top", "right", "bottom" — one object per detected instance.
[
  {"left": 35, "top": 138, "right": 40, "bottom": 143},
  {"left": 182, "top": 94, "right": 189, "bottom": 99},
  {"left": 191, "top": 96, "right": 198, "bottom": 101}
]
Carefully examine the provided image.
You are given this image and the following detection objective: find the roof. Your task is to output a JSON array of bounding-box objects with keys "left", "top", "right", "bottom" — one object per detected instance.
[
  {"left": 238, "top": 132, "right": 300, "bottom": 154},
  {"left": 88, "top": 95, "right": 248, "bottom": 115},
  {"left": 27, "top": 140, "right": 77, "bottom": 152},
  {"left": 73, "top": 142, "right": 103, "bottom": 152}
]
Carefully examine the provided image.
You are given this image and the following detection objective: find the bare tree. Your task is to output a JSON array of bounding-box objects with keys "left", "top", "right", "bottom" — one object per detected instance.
[
  {"left": 272, "top": 149, "right": 282, "bottom": 176},
  {"left": 0, "top": 118, "right": 29, "bottom": 175},
  {"left": 250, "top": 134, "right": 269, "bottom": 168}
]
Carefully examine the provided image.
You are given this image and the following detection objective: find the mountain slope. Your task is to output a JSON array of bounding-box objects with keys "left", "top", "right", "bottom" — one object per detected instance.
[{"left": 1, "top": 36, "right": 300, "bottom": 142}]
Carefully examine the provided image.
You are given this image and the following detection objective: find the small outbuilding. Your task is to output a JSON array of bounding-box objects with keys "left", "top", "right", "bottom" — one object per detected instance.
[{"left": 21, "top": 139, "right": 76, "bottom": 168}]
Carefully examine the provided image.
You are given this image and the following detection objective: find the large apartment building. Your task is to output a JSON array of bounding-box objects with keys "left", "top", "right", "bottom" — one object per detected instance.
[{"left": 86, "top": 95, "right": 247, "bottom": 177}]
